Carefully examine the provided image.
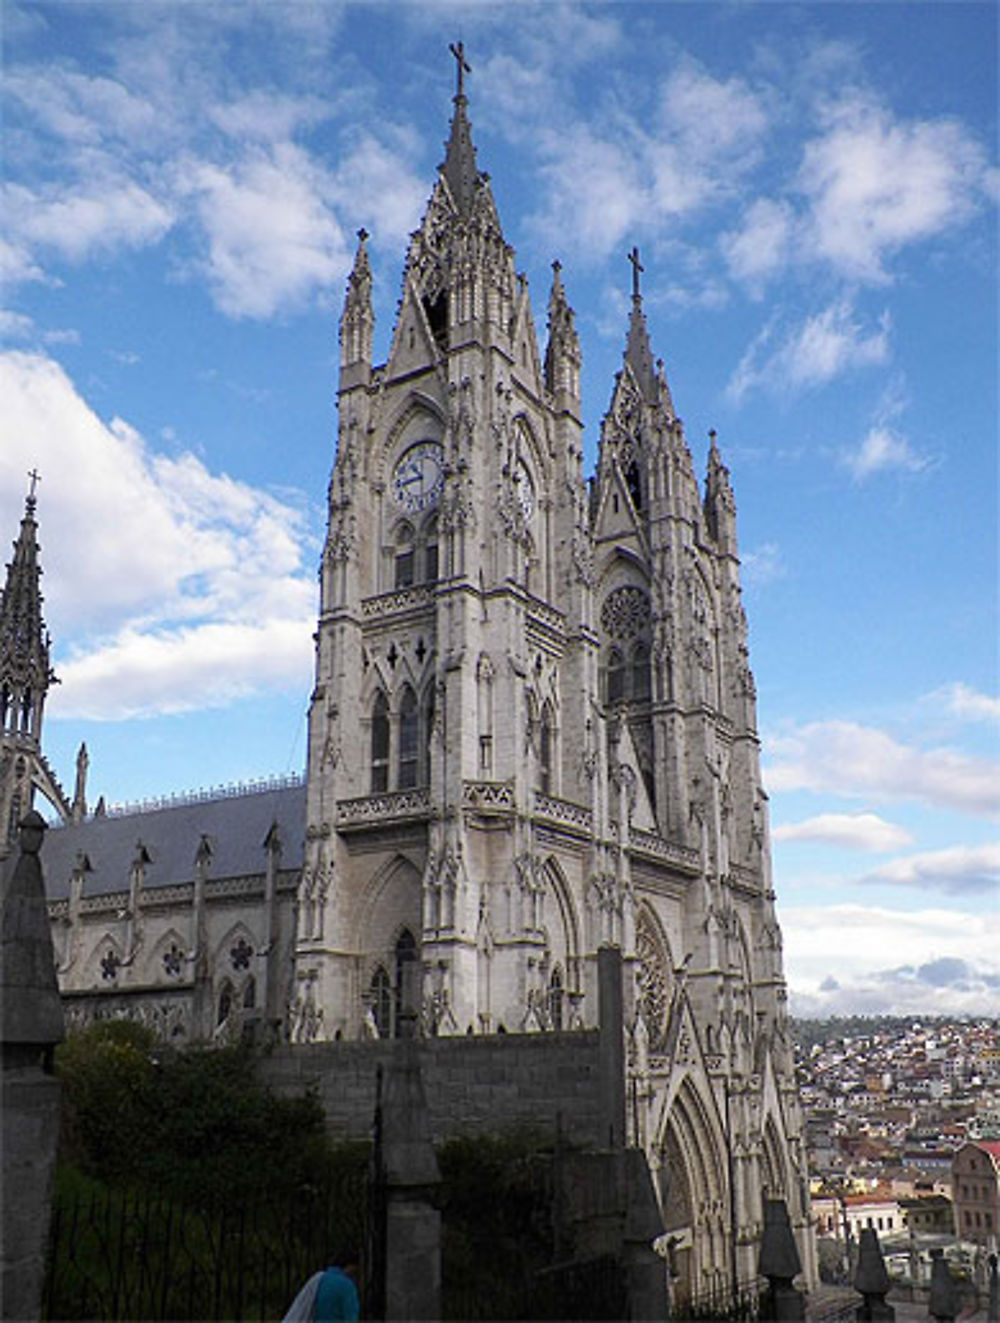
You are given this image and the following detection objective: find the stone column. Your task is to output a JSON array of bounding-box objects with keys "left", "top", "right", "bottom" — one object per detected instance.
[
  {"left": 380, "top": 988, "right": 441, "bottom": 1319},
  {"left": 597, "top": 945, "right": 626, "bottom": 1150},
  {"left": 1, "top": 811, "right": 65, "bottom": 1321},
  {"left": 622, "top": 1146, "right": 669, "bottom": 1321},
  {"left": 854, "top": 1226, "right": 894, "bottom": 1321},
  {"left": 758, "top": 1198, "right": 805, "bottom": 1321},
  {"left": 928, "top": 1248, "right": 959, "bottom": 1323}
]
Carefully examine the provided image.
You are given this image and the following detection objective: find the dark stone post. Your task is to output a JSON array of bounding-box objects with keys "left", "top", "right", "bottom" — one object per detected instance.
[
  {"left": 987, "top": 1252, "right": 998, "bottom": 1323},
  {"left": 622, "top": 1147, "right": 669, "bottom": 1321},
  {"left": 854, "top": 1227, "right": 894, "bottom": 1321},
  {"left": 1, "top": 810, "right": 65, "bottom": 1320},
  {"left": 597, "top": 945, "right": 626, "bottom": 1150},
  {"left": 380, "top": 966, "right": 441, "bottom": 1319},
  {"left": 928, "top": 1248, "right": 958, "bottom": 1323},
  {"left": 758, "top": 1197, "right": 805, "bottom": 1321}
]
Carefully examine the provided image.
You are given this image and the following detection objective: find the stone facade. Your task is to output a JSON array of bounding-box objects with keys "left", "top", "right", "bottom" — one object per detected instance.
[{"left": 2, "top": 54, "right": 817, "bottom": 1303}]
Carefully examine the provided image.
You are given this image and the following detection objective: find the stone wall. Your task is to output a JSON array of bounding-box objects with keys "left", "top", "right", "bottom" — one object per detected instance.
[{"left": 259, "top": 1028, "right": 604, "bottom": 1146}]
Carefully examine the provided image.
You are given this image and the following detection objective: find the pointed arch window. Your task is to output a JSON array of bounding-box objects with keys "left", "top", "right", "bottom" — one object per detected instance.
[
  {"left": 607, "top": 647, "right": 626, "bottom": 704},
  {"left": 423, "top": 515, "right": 439, "bottom": 584},
  {"left": 421, "top": 685, "right": 435, "bottom": 786},
  {"left": 625, "top": 460, "right": 642, "bottom": 511},
  {"left": 539, "top": 703, "right": 554, "bottom": 796},
  {"left": 370, "top": 966, "right": 391, "bottom": 1038},
  {"left": 549, "top": 966, "right": 564, "bottom": 1032},
  {"left": 477, "top": 657, "right": 494, "bottom": 776},
  {"left": 0, "top": 684, "right": 9, "bottom": 732},
  {"left": 217, "top": 981, "right": 233, "bottom": 1026},
  {"left": 394, "top": 522, "right": 415, "bottom": 589},
  {"left": 394, "top": 929, "right": 417, "bottom": 1035},
  {"left": 398, "top": 686, "right": 419, "bottom": 789},
  {"left": 242, "top": 977, "right": 256, "bottom": 1010},
  {"left": 631, "top": 641, "right": 651, "bottom": 702},
  {"left": 371, "top": 691, "right": 390, "bottom": 792}
]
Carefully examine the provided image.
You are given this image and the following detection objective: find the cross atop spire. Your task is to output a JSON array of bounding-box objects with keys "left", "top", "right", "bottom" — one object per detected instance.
[
  {"left": 628, "top": 245, "right": 644, "bottom": 301},
  {"left": 441, "top": 41, "right": 480, "bottom": 214},
  {"left": 623, "top": 245, "right": 655, "bottom": 400},
  {"left": 449, "top": 40, "right": 470, "bottom": 100}
]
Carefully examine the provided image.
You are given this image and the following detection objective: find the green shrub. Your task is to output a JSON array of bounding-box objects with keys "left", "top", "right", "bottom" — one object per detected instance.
[{"left": 56, "top": 1022, "right": 333, "bottom": 1204}]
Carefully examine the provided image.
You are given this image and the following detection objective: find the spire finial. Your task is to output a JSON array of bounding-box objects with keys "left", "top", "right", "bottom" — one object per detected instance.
[
  {"left": 627, "top": 245, "right": 643, "bottom": 301},
  {"left": 26, "top": 468, "right": 41, "bottom": 514},
  {"left": 356, "top": 227, "right": 368, "bottom": 244},
  {"left": 449, "top": 40, "right": 470, "bottom": 99}
]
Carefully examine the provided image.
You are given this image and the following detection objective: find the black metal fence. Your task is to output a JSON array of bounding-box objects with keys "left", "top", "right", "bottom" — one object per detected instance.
[{"left": 44, "top": 1168, "right": 369, "bottom": 1322}]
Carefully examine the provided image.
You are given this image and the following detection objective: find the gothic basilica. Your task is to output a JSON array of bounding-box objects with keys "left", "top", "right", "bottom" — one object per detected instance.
[{"left": 1, "top": 53, "right": 815, "bottom": 1294}]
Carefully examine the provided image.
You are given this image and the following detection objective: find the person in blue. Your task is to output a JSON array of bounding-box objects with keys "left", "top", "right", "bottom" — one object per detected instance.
[{"left": 282, "top": 1258, "right": 360, "bottom": 1321}]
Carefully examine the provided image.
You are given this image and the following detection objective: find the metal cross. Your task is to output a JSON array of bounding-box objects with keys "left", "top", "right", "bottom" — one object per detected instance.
[
  {"left": 628, "top": 246, "right": 644, "bottom": 300},
  {"left": 449, "top": 40, "right": 471, "bottom": 98},
  {"left": 27, "top": 468, "right": 41, "bottom": 499}
]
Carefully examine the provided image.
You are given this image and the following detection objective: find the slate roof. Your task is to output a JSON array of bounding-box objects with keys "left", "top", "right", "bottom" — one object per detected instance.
[{"left": 41, "top": 782, "right": 306, "bottom": 901}]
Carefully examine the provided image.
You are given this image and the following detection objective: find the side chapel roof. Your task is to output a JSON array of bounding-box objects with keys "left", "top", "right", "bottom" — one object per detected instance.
[{"left": 40, "top": 782, "right": 305, "bottom": 901}]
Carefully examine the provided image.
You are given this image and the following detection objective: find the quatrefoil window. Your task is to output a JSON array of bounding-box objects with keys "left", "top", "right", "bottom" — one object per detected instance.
[{"left": 230, "top": 938, "right": 253, "bottom": 971}]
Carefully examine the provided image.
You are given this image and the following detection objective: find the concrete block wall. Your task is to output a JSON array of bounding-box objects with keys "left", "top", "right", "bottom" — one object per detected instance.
[{"left": 259, "top": 1029, "right": 604, "bottom": 1146}]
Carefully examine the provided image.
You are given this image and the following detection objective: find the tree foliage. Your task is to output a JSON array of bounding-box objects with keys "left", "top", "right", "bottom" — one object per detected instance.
[{"left": 56, "top": 1021, "right": 336, "bottom": 1205}]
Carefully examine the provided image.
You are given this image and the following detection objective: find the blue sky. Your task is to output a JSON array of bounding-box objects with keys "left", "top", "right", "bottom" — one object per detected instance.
[{"left": 2, "top": 2, "right": 997, "bottom": 1017}]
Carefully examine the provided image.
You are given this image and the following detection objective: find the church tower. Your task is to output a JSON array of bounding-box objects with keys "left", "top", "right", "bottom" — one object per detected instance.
[
  {"left": 296, "top": 47, "right": 814, "bottom": 1296},
  {"left": 0, "top": 480, "right": 71, "bottom": 858},
  {"left": 299, "top": 42, "right": 597, "bottom": 1041}
]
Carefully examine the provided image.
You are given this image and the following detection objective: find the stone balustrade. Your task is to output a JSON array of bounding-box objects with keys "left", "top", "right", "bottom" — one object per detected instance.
[
  {"left": 629, "top": 827, "right": 701, "bottom": 872},
  {"left": 361, "top": 584, "right": 436, "bottom": 619},
  {"left": 461, "top": 780, "right": 515, "bottom": 812},
  {"left": 533, "top": 792, "right": 592, "bottom": 832},
  {"left": 337, "top": 786, "right": 432, "bottom": 826}
]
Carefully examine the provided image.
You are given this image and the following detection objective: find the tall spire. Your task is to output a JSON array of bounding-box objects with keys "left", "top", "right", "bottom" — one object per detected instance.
[
  {"left": 544, "top": 260, "right": 581, "bottom": 406},
  {"left": 623, "top": 245, "right": 656, "bottom": 401},
  {"left": 339, "top": 226, "right": 374, "bottom": 381},
  {"left": 442, "top": 40, "right": 480, "bottom": 214},
  {"left": 1, "top": 479, "right": 54, "bottom": 724}
]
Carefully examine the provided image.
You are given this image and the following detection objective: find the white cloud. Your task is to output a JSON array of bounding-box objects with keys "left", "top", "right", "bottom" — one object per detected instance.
[
  {"left": 3, "top": 178, "right": 174, "bottom": 265},
  {"left": 773, "top": 812, "right": 912, "bottom": 852},
  {"left": 172, "top": 144, "right": 349, "bottom": 319},
  {"left": 0, "top": 234, "right": 47, "bottom": 286},
  {"left": 765, "top": 719, "right": 1000, "bottom": 819},
  {"left": 661, "top": 65, "right": 768, "bottom": 161},
  {"left": 5, "top": 66, "right": 159, "bottom": 147},
  {"left": 930, "top": 682, "right": 1000, "bottom": 724},
  {"left": 0, "top": 309, "right": 35, "bottom": 340},
  {"left": 781, "top": 903, "right": 1000, "bottom": 1016},
  {"left": 329, "top": 131, "right": 427, "bottom": 248},
  {"left": 798, "top": 95, "right": 996, "bottom": 283},
  {"left": 529, "top": 65, "right": 770, "bottom": 261},
  {"left": 864, "top": 843, "right": 1000, "bottom": 895},
  {"left": 740, "top": 541, "right": 786, "bottom": 587},
  {"left": 207, "top": 91, "right": 331, "bottom": 142},
  {"left": 0, "top": 350, "right": 317, "bottom": 717},
  {"left": 842, "top": 425, "right": 931, "bottom": 480},
  {"left": 727, "top": 300, "right": 890, "bottom": 402},
  {"left": 55, "top": 619, "right": 313, "bottom": 720},
  {"left": 720, "top": 198, "right": 793, "bottom": 294}
]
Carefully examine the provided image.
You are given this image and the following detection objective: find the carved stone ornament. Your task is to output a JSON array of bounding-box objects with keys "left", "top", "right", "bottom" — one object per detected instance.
[{"left": 635, "top": 909, "right": 669, "bottom": 1049}]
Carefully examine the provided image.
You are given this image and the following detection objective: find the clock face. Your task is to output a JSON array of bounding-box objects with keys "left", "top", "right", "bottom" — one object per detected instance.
[
  {"left": 393, "top": 441, "right": 444, "bottom": 513},
  {"left": 515, "top": 461, "right": 534, "bottom": 520}
]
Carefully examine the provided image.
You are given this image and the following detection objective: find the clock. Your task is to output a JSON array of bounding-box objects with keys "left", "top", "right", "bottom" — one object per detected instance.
[
  {"left": 393, "top": 441, "right": 444, "bottom": 513},
  {"left": 515, "top": 460, "right": 534, "bottom": 520}
]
